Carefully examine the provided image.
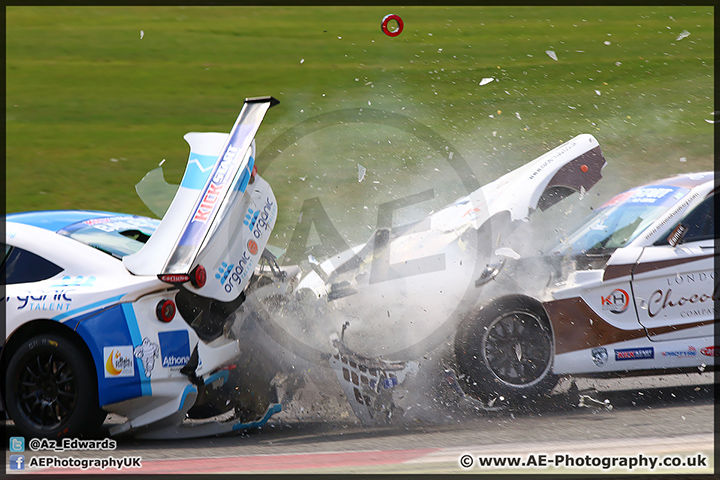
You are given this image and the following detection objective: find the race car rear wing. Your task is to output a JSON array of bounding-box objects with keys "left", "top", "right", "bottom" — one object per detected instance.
[{"left": 123, "top": 97, "right": 278, "bottom": 293}]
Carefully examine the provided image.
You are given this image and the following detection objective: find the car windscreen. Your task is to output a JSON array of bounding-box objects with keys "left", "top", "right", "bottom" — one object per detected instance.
[
  {"left": 551, "top": 184, "right": 690, "bottom": 255},
  {"left": 58, "top": 215, "right": 160, "bottom": 258}
]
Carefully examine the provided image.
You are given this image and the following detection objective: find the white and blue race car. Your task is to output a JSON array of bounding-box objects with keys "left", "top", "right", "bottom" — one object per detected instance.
[{"left": 3, "top": 97, "right": 282, "bottom": 439}]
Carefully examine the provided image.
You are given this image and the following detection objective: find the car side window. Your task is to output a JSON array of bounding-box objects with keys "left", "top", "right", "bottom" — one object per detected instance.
[
  {"left": 655, "top": 195, "right": 715, "bottom": 245},
  {"left": 1, "top": 246, "right": 64, "bottom": 285},
  {"left": 679, "top": 195, "right": 715, "bottom": 243}
]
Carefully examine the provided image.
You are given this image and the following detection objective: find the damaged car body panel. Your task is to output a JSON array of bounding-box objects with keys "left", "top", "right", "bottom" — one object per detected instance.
[
  {"left": 241, "top": 134, "right": 609, "bottom": 423},
  {"left": 3, "top": 97, "right": 282, "bottom": 439},
  {"left": 241, "top": 133, "right": 713, "bottom": 423}
]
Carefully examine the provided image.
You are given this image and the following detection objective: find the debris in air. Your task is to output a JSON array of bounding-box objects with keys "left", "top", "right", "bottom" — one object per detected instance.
[
  {"left": 545, "top": 50, "right": 558, "bottom": 61},
  {"left": 679, "top": 157, "right": 687, "bottom": 163},
  {"left": 358, "top": 164, "right": 366, "bottom": 183},
  {"left": 578, "top": 394, "right": 612, "bottom": 411},
  {"left": 676, "top": 30, "right": 690, "bottom": 41},
  {"left": 495, "top": 247, "right": 520, "bottom": 260},
  {"left": 140, "top": 30, "right": 144, "bottom": 40},
  {"left": 479, "top": 78, "right": 495, "bottom": 86}
]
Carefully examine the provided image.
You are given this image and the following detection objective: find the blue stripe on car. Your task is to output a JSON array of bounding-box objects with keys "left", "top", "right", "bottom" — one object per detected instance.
[
  {"left": 236, "top": 156, "right": 254, "bottom": 193},
  {"left": 180, "top": 153, "right": 217, "bottom": 190},
  {"left": 122, "top": 303, "right": 152, "bottom": 397},
  {"left": 71, "top": 304, "right": 144, "bottom": 407},
  {"left": 203, "top": 370, "right": 230, "bottom": 386},
  {"left": 54, "top": 294, "right": 125, "bottom": 322},
  {"left": 179, "top": 385, "right": 198, "bottom": 411}
]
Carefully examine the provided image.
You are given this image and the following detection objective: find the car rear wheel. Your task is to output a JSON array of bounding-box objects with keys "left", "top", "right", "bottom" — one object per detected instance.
[
  {"left": 5, "top": 334, "right": 106, "bottom": 438},
  {"left": 454, "top": 296, "right": 557, "bottom": 402}
]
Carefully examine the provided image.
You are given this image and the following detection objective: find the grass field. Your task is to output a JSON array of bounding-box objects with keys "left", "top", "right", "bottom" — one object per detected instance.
[{"left": 6, "top": 6, "right": 714, "bottom": 247}]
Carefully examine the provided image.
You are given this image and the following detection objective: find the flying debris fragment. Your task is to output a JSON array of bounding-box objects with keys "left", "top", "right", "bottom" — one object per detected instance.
[
  {"left": 479, "top": 77, "right": 495, "bottom": 86},
  {"left": 676, "top": 30, "right": 691, "bottom": 41},
  {"left": 545, "top": 50, "right": 558, "bottom": 61},
  {"left": 358, "top": 164, "right": 367, "bottom": 182},
  {"left": 495, "top": 247, "right": 520, "bottom": 260}
]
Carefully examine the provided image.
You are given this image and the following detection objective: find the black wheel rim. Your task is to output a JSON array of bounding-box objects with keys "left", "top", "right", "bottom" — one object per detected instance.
[
  {"left": 483, "top": 310, "right": 552, "bottom": 387},
  {"left": 16, "top": 351, "right": 78, "bottom": 429}
]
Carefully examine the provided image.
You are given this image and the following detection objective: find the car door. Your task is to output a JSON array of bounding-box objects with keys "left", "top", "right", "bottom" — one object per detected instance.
[{"left": 631, "top": 193, "right": 715, "bottom": 342}]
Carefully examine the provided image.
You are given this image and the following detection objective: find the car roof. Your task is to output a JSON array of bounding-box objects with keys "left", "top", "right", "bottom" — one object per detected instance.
[
  {"left": 5, "top": 210, "right": 130, "bottom": 233},
  {"left": 641, "top": 171, "right": 713, "bottom": 190}
]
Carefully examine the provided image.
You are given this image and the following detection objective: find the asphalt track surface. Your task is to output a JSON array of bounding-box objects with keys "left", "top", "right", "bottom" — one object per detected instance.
[{"left": 4, "top": 373, "right": 715, "bottom": 476}]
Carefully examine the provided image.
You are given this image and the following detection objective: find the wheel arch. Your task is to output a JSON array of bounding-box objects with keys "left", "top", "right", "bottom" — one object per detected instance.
[
  {"left": 482, "top": 294, "right": 554, "bottom": 339},
  {"left": 1, "top": 319, "right": 100, "bottom": 412},
  {"left": 458, "top": 294, "right": 554, "bottom": 346},
  {"left": 454, "top": 293, "right": 558, "bottom": 400}
]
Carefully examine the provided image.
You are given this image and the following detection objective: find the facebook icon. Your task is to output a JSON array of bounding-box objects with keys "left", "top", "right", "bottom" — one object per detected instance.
[{"left": 9, "top": 455, "right": 25, "bottom": 470}]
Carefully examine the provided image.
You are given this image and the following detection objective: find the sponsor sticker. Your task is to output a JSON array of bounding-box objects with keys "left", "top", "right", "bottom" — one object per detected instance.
[
  {"left": 15, "top": 289, "right": 73, "bottom": 312},
  {"left": 244, "top": 197, "right": 276, "bottom": 239},
  {"left": 133, "top": 337, "right": 160, "bottom": 377},
  {"left": 158, "top": 331, "right": 191, "bottom": 369},
  {"left": 82, "top": 216, "right": 159, "bottom": 232},
  {"left": 103, "top": 346, "right": 135, "bottom": 378},
  {"left": 247, "top": 239, "right": 259, "bottom": 256},
  {"left": 591, "top": 347, "right": 608, "bottom": 367},
  {"left": 615, "top": 347, "right": 654, "bottom": 361},
  {"left": 50, "top": 275, "right": 96, "bottom": 288},
  {"left": 626, "top": 186, "right": 682, "bottom": 205},
  {"left": 216, "top": 252, "right": 254, "bottom": 294},
  {"left": 661, "top": 346, "right": 696, "bottom": 358},
  {"left": 601, "top": 288, "right": 630, "bottom": 314},
  {"left": 700, "top": 346, "right": 719, "bottom": 357}
]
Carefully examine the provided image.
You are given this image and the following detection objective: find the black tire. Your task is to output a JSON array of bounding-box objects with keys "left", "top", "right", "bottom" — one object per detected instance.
[
  {"left": 454, "top": 296, "right": 558, "bottom": 401},
  {"left": 5, "top": 334, "right": 106, "bottom": 438}
]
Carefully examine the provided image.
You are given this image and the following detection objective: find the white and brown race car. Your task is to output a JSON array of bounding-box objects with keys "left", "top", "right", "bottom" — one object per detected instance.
[{"left": 453, "top": 170, "right": 716, "bottom": 403}]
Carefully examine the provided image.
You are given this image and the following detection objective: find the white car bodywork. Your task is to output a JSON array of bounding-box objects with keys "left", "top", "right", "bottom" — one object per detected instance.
[
  {"left": 545, "top": 172, "right": 716, "bottom": 375},
  {"left": 241, "top": 134, "right": 714, "bottom": 424},
  {"left": 240, "top": 133, "right": 611, "bottom": 422},
  {"left": 3, "top": 97, "right": 281, "bottom": 439}
]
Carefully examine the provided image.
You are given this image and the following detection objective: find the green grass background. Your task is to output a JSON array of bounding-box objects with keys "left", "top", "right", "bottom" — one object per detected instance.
[{"left": 6, "top": 6, "right": 714, "bottom": 247}]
